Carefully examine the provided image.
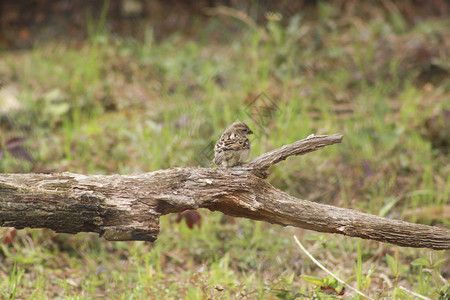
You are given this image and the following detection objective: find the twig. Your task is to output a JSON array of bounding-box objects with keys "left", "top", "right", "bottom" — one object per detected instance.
[
  {"left": 293, "top": 235, "right": 374, "bottom": 300},
  {"left": 399, "top": 286, "right": 431, "bottom": 300}
]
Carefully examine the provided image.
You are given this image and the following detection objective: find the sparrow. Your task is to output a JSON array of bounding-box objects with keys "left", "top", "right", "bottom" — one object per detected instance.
[{"left": 212, "top": 121, "right": 253, "bottom": 167}]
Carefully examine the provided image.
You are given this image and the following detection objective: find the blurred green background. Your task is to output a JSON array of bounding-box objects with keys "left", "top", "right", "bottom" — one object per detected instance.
[{"left": 0, "top": 0, "right": 449, "bottom": 298}]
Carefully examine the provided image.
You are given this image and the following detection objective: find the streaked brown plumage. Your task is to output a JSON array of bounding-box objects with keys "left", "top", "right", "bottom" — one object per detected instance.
[{"left": 212, "top": 122, "right": 253, "bottom": 167}]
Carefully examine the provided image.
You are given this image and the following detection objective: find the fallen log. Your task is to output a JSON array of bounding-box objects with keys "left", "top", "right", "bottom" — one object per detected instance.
[{"left": 1, "top": 134, "right": 449, "bottom": 250}]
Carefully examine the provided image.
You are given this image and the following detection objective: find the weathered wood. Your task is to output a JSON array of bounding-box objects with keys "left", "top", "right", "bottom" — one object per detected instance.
[
  {"left": 1, "top": 134, "right": 449, "bottom": 250},
  {"left": 245, "top": 133, "right": 343, "bottom": 177}
]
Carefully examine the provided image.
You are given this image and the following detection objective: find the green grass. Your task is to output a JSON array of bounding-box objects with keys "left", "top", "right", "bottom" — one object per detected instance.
[{"left": 0, "top": 3, "right": 449, "bottom": 299}]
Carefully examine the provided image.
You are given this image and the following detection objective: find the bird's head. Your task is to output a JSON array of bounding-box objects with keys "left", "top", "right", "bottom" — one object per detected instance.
[{"left": 227, "top": 122, "right": 253, "bottom": 135}]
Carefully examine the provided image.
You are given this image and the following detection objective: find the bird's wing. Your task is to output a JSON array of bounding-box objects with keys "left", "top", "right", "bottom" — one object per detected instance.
[{"left": 215, "top": 133, "right": 250, "bottom": 152}]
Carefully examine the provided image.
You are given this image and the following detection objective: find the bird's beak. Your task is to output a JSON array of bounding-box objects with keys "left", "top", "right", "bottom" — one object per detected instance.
[{"left": 248, "top": 130, "right": 253, "bottom": 134}]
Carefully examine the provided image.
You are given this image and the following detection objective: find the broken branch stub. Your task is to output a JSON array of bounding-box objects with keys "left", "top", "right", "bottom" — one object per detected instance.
[
  {"left": 0, "top": 134, "right": 449, "bottom": 250},
  {"left": 244, "top": 133, "right": 343, "bottom": 178}
]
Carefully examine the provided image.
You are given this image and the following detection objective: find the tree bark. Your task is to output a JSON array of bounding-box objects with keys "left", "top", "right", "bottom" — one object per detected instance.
[{"left": 0, "top": 134, "right": 449, "bottom": 250}]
